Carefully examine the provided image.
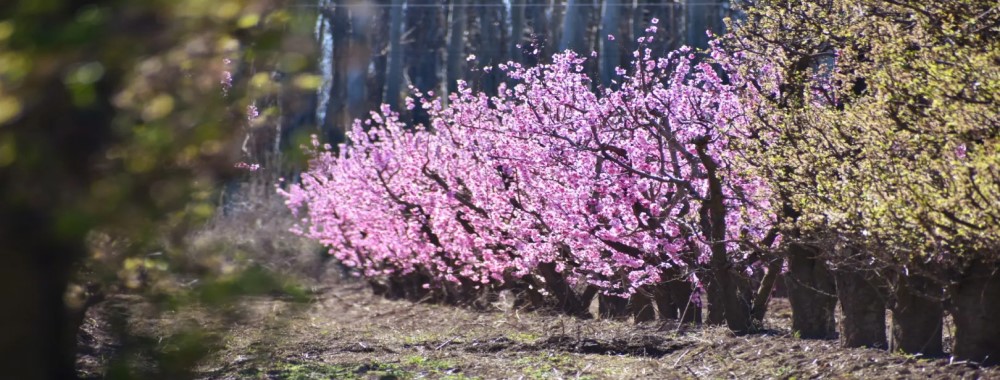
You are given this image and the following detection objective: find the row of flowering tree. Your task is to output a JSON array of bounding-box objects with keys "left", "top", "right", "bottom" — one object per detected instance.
[
  {"left": 283, "top": 19, "right": 783, "bottom": 333},
  {"left": 722, "top": 0, "right": 999, "bottom": 365},
  {"left": 282, "top": 0, "right": 999, "bottom": 366}
]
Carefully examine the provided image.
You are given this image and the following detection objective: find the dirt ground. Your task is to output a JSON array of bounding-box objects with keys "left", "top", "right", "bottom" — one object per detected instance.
[{"left": 77, "top": 277, "right": 1000, "bottom": 380}]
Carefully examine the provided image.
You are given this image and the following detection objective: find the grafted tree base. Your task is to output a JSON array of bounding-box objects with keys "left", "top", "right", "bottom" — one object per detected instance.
[
  {"left": 599, "top": 294, "right": 630, "bottom": 320},
  {"left": 890, "top": 274, "right": 943, "bottom": 357},
  {"left": 511, "top": 282, "right": 546, "bottom": 312},
  {"left": 537, "top": 262, "right": 594, "bottom": 318},
  {"left": 628, "top": 289, "right": 657, "bottom": 323},
  {"left": 834, "top": 268, "right": 887, "bottom": 349},
  {"left": 653, "top": 280, "right": 701, "bottom": 324},
  {"left": 951, "top": 263, "right": 1000, "bottom": 365},
  {"left": 785, "top": 243, "right": 837, "bottom": 339}
]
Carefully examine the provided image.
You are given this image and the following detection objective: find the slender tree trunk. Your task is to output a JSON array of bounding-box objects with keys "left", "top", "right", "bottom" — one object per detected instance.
[
  {"left": 321, "top": 2, "right": 350, "bottom": 141},
  {"left": 685, "top": 0, "right": 719, "bottom": 48},
  {"left": 559, "top": 0, "right": 584, "bottom": 52},
  {"left": 477, "top": 3, "right": 500, "bottom": 95},
  {"left": 544, "top": 0, "right": 563, "bottom": 57},
  {"left": 365, "top": 0, "right": 390, "bottom": 109},
  {"left": 784, "top": 243, "right": 837, "bottom": 339},
  {"left": 834, "top": 267, "right": 887, "bottom": 348},
  {"left": 629, "top": 0, "right": 643, "bottom": 54},
  {"left": 446, "top": 0, "right": 467, "bottom": 95},
  {"left": 406, "top": 0, "right": 442, "bottom": 127},
  {"left": 951, "top": 261, "right": 1000, "bottom": 365},
  {"left": 750, "top": 256, "right": 784, "bottom": 323},
  {"left": 346, "top": 6, "right": 371, "bottom": 123},
  {"left": 599, "top": 0, "right": 622, "bottom": 88},
  {"left": 697, "top": 142, "right": 753, "bottom": 333},
  {"left": 384, "top": 0, "right": 405, "bottom": 110},
  {"left": 508, "top": 0, "right": 526, "bottom": 62}
]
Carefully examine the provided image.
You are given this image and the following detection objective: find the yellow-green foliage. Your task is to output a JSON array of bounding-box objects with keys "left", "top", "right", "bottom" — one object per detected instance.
[{"left": 728, "top": 0, "right": 999, "bottom": 263}]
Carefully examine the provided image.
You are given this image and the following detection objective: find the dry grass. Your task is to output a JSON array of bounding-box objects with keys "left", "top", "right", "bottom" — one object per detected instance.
[{"left": 79, "top": 278, "right": 1000, "bottom": 379}]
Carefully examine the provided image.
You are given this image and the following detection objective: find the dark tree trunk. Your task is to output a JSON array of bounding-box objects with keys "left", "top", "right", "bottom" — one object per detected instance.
[
  {"left": 346, "top": 6, "right": 372, "bottom": 123},
  {"left": 951, "top": 262, "right": 1000, "bottom": 365},
  {"left": 384, "top": 0, "right": 405, "bottom": 110},
  {"left": 522, "top": 0, "right": 549, "bottom": 65},
  {"left": 684, "top": 0, "right": 720, "bottom": 49},
  {"left": 0, "top": 243, "right": 78, "bottom": 380},
  {"left": 751, "top": 256, "right": 785, "bottom": 323},
  {"left": 512, "top": 281, "right": 546, "bottom": 312},
  {"left": 629, "top": 289, "right": 657, "bottom": 323},
  {"left": 508, "top": 0, "right": 526, "bottom": 62},
  {"left": 546, "top": 0, "right": 564, "bottom": 57},
  {"left": 537, "top": 262, "right": 592, "bottom": 318},
  {"left": 653, "top": 279, "right": 701, "bottom": 323},
  {"left": 653, "top": 281, "right": 678, "bottom": 320},
  {"left": 445, "top": 0, "right": 467, "bottom": 95},
  {"left": 628, "top": 0, "right": 644, "bottom": 54},
  {"left": 322, "top": 2, "right": 350, "bottom": 141},
  {"left": 598, "top": 0, "right": 622, "bottom": 87},
  {"left": 889, "top": 273, "right": 944, "bottom": 356},
  {"left": 406, "top": 0, "right": 442, "bottom": 127},
  {"left": 599, "top": 294, "right": 630, "bottom": 320},
  {"left": 367, "top": 0, "right": 390, "bottom": 109},
  {"left": 784, "top": 243, "right": 837, "bottom": 339},
  {"left": 476, "top": 3, "right": 501, "bottom": 96},
  {"left": 697, "top": 142, "right": 754, "bottom": 333},
  {"left": 834, "top": 267, "right": 887, "bottom": 349},
  {"left": 703, "top": 275, "right": 726, "bottom": 325}
]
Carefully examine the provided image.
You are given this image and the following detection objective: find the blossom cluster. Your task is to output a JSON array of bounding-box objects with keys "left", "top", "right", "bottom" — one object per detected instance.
[{"left": 281, "top": 39, "right": 779, "bottom": 296}]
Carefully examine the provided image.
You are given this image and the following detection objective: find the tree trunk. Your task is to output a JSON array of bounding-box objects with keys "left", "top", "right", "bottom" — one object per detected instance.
[
  {"left": 751, "top": 256, "right": 785, "bottom": 323},
  {"left": 445, "top": 0, "right": 467, "bottom": 95},
  {"left": 476, "top": 3, "right": 501, "bottom": 96},
  {"left": 0, "top": 237, "right": 79, "bottom": 380},
  {"left": 346, "top": 6, "right": 372, "bottom": 123},
  {"left": 629, "top": 289, "right": 657, "bottom": 323},
  {"left": 508, "top": 0, "right": 526, "bottom": 62},
  {"left": 537, "top": 262, "right": 592, "bottom": 318},
  {"left": 834, "top": 267, "right": 887, "bottom": 349},
  {"left": 697, "top": 141, "right": 754, "bottom": 333},
  {"left": 889, "top": 273, "right": 944, "bottom": 356},
  {"left": 653, "top": 281, "right": 677, "bottom": 320},
  {"left": 406, "top": 0, "right": 442, "bottom": 127},
  {"left": 599, "top": 0, "right": 622, "bottom": 87},
  {"left": 684, "top": 0, "right": 720, "bottom": 49},
  {"left": 784, "top": 243, "right": 837, "bottom": 339},
  {"left": 703, "top": 275, "right": 726, "bottom": 325},
  {"left": 321, "top": 2, "right": 350, "bottom": 141},
  {"left": 384, "top": 0, "right": 405, "bottom": 110},
  {"left": 511, "top": 281, "right": 546, "bottom": 312},
  {"left": 653, "top": 279, "right": 701, "bottom": 323},
  {"left": 951, "top": 262, "right": 1000, "bottom": 365},
  {"left": 599, "top": 293, "right": 630, "bottom": 320},
  {"left": 367, "top": 0, "right": 390, "bottom": 108}
]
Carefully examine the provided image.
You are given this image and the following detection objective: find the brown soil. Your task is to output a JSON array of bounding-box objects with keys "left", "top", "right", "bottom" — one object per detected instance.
[{"left": 77, "top": 278, "right": 1000, "bottom": 380}]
